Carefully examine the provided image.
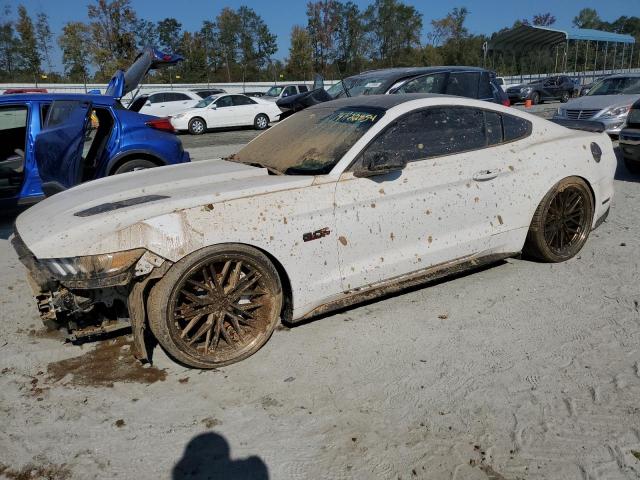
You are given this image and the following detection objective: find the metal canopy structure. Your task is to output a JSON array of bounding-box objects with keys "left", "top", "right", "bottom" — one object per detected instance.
[
  {"left": 487, "top": 25, "right": 637, "bottom": 80},
  {"left": 489, "top": 25, "right": 635, "bottom": 51}
]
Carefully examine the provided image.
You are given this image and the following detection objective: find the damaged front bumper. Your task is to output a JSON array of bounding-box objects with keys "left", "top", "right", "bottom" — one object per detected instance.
[{"left": 11, "top": 232, "right": 171, "bottom": 362}]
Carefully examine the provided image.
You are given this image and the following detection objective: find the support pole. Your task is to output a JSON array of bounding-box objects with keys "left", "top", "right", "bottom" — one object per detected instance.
[
  {"left": 612, "top": 43, "right": 618, "bottom": 72},
  {"left": 574, "top": 41, "right": 579, "bottom": 74},
  {"left": 583, "top": 41, "right": 589, "bottom": 77},
  {"left": 621, "top": 43, "right": 627, "bottom": 70},
  {"left": 628, "top": 43, "right": 634, "bottom": 72},
  {"left": 554, "top": 45, "right": 559, "bottom": 73},
  {"left": 603, "top": 42, "right": 608, "bottom": 75},
  {"left": 593, "top": 41, "right": 599, "bottom": 78}
]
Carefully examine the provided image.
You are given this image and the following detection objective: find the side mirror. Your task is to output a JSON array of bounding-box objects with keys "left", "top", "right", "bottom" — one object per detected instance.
[
  {"left": 354, "top": 151, "right": 407, "bottom": 178},
  {"left": 210, "top": 104, "right": 217, "bottom": 109},
  {"left": 282, "top": 92, "right": 289, "bottom": 97},
  {"left": 145, "top": 100, "right": 151, "bottom": 106}
]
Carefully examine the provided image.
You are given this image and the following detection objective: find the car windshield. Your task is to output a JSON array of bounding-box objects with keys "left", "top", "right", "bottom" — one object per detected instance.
[
  {"left": 229, "top": 106, "right": 384, "bottom": 175},
  {"left": 326, "top": 75, "right": 390, "bottom": 98},
  {"left": 587, "top": 77, "right": 640, "bottom": 96},
  {"left": 194, "top": 95, "right": 219, "bottom": 108},
  {"left": 264, "top": 86, "right": 283, "bottom": 97}
]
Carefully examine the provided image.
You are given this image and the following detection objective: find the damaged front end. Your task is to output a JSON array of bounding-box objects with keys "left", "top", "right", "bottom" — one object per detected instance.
[{"left": 11, "top": 232, "right": 170, "bottom": 362}]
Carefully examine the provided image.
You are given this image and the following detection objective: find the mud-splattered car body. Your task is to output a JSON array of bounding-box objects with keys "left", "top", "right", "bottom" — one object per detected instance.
[{"left": 12, "top": 94, "right": 616, "bottom": 368}]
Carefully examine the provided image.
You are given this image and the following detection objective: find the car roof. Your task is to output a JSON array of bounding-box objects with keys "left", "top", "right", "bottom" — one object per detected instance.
[
  {"left": 307, "top": 93, "right": 455, "bottom": 111},
  {"left": 355, "top": 66, "right": 491, "bottom": 78},
  {"left": 0, "top": 93, "right": 115, "bottom": 105}
]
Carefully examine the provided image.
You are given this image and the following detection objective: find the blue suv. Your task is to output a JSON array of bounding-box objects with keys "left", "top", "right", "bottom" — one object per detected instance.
[{"left": 0, "top": 48, "right": 190, "bottom": 208}]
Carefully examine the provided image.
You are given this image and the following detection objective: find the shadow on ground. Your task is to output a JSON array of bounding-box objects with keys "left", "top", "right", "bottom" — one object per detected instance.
[
  {"left": 172, "top": 432, "right": 269, "bottom": 480},
  {"left": 614, "top": 146, "right": 640, "bottom": 183}
]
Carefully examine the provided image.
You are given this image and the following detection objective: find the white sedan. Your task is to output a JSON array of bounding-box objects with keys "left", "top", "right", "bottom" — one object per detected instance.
[
  {"left": 13, "top": 95, "right": 616, "bottom": 369},
  {"left": 170, "top": 94, "right": 282, "bottom": 134}
]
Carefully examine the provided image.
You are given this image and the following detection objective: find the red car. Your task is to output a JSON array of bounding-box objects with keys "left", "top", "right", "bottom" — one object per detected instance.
[{"left": 3, "top": 88, "right": 48, "bottom": 95}]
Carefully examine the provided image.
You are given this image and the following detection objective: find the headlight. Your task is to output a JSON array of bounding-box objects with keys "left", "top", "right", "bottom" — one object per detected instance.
[
  {"left": 600, "top": 105, "right": 631, "bottom": 119},
  {"left": 555, "top": 107, "right": 563, "bottom": 117},
  {"left": 40, "top": 249, "right": 145, "bottom": 287}
]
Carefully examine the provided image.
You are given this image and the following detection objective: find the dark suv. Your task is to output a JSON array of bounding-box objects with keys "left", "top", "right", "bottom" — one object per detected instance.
[
  {"left": 620, "top": 98, "right": 640, "bottom": 174},
  {"left": 506, "top": 75, "right": 574, "bottom": 105},
  {"left": 277, "top": 66, "right": 509, "bottom": 118}
]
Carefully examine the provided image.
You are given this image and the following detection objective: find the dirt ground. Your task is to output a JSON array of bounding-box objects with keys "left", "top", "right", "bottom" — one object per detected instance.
[{"left": 2, "top": 109, "right": 640, "bottom": 479}]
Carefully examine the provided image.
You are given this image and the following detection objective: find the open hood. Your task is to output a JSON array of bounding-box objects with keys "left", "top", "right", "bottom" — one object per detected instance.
[
  {"left": 276, "top": 74, "right": 332, "bottom": 120},
  {"left": 105, "top": 47, "right": 183, "bottom": 99}
]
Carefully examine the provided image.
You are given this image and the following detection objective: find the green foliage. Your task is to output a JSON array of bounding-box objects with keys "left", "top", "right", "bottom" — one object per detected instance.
[{"left": 15, "top": 5, "right": 41, "bottom": 80}]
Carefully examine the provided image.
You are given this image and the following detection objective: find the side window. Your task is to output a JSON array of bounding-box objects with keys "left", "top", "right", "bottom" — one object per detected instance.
[
  {"left": 283, "top": 86, "right": 297, "bottom": 97},
  {"left": 298, "top": 85, "right": 309, "bottom": 92},
  {"left": 394, "top": 73, "right": 446, "bottom": 94},
  {"left": 149, "top": 93, "right": 164, "bottom": 104},
  {"left": 215, "top": 96, "right": 233, "bottom": 108},
  {"left": 40, "top": 103, "right": 51, "bottom": 128},
  {"left": 163, "top": 92, "right": 190, "bottom": 102},
  {"left": 485, "top": 111, "right": 503, "bottom": 145},
  {"left": 446, "top": 72, "right": 480, "bottom": 98},
  {"left": 478, "top": 73, "right": 493, "bottom": 99},
  {"left": 232, "top": 95, "right": 256, "bottom": 106},
  {"left": 503, "top": 114, "right": 532, "bottom": 141},
  {"left": 362, "top": 107, "right": 487, "bottom": 163}
]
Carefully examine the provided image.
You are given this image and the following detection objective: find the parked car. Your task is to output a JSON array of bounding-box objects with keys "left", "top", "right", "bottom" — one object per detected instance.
[
  {"left": 3, "top": 88, "right": 48, "bottom": 95},
  {"left": 553, "top": 74, "right": 640, "bottom": 136},
  {"left": 192, "top": 88, "right": 226, "bottom": 98},
  {"left": 0, "top": 47, "right": 189, "bottom": 208},
  {"left": 261, "top": 84, "right": 309, "bottom": 101},
  {"left": 12, "top": 94, "right": 615, "bottom": 369},
  {"left": 132, "top": 89, "right": 203, "bottom": 117},
  {"left": 506, "top": 75, "right": 574, "bottom": 104},
  {"left": 170, "top": 93, "right": 282, "bottom": 134},
  {"left": 619, "top": 98, "right": 640, "bottom": 173},
  {"left": 277, "top": 67, "right": 509, "bottom": 119}
]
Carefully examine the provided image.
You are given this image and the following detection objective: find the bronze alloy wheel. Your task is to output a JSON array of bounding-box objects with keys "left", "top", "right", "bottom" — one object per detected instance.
[
  {"left": 524, "top": 177, "right": 594, "bottom": 263},
  {"left": 149, "top": 245, "right": 283, "bottom": 368}
]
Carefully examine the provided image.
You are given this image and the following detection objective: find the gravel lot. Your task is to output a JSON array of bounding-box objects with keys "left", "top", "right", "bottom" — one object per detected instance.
[{"left": 2, "top": 104, "right": 640, "bottom": 480}]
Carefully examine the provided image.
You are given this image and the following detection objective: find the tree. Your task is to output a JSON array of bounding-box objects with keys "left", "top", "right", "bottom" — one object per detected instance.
[
  {"left": 237, "top": 6, "right": 277, "bottom": 80},
  {"left": 306, "top": 0, "right": 340, "bottom": 75},
  {"left": 0, "top": 5, "right": 18, "bottom": 80},
  {"left": 286, "top": 25, "right": 313, "bottom": 79},
  {"left": 532, "top": 13, "right": 556, "bottom": 27},
  {"left": 216, "top": 7, "right": 240, "bottom": 81},
  {"left": 58, "top": 21, "right": 91, "bottom": 83},
  {"left": 573, "top": 8, "right": 602, "bottom": 29},
  {"left": 15, "top": 5, "right": 41, "bottom": 82},
  {"left": 157, "top": 18, "right": 182, "bottom": 53},
  {"left": 430, "top": 7, "right": 469, "bottom": 65},
  {"left": 87, "top": 0, "right": 138, "bottom": 80},
  {"left": 136, "top": 19, "right": 158, "bottom": 50},
  {"left": 35, "top": 12, "right": 53, "bottom": 71},
  {"left": 334, "top": 1, "right": 367, "bottom": 75},
  {"left": 365, "top": 0, "right": 422, "bottom": 66}
]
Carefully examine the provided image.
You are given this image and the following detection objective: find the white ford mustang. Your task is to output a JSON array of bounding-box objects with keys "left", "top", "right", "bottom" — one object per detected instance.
[{"left": 13, "top": 95, "right": 616, "bottom": 369}]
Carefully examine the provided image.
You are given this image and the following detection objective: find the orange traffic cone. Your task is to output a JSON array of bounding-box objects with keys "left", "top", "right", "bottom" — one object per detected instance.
[{"left": 525, "top": 99, "right": 532, "bottom": 108}]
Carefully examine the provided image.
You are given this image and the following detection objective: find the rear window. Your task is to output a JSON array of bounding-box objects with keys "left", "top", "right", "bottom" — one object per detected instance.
[
  {"left": 446, "top": 72, "right": 480, "bottom": 98},
  {"left": 46, "top": 100, "right": 87, "bottom": 128},
  {"left": 503, "top": 114, "right": 532, "bottom": 141}
]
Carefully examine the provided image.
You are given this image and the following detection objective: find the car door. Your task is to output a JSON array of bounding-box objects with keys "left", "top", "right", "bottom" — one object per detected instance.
[
  {"left": 160, "top": 92, "right": 195, "bottom": 116},
  {"left": 142, "top": 93, "right": 165, "bottom": 116},
  {"left": 446, "top": 71, "right": 480, "bottom": 99},
  {"left": 542, "top": 77, "right": 559, "bottom": 99},
  {"left": 204, "top": 95, "right": 236, "bottom": 127},
  {"left": 391, "top": 73, "right": 448, "bottom": 94},
  {"left": 230, "top": 95, "right": 259, "bottom": 125},
  {"left": 334, "top": 106, "right": 516, "bottom": 290},
  {"left": 34, "top": 99, "right": 91, "bottom": 194}
]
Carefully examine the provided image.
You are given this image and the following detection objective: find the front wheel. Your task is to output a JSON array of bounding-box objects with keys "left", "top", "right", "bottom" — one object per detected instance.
[
  {"left": 188, "top": 117, "right": 207, "bottom": 135},
  {"left": 254, "top": 114, "right": 269, "bottom": 130},
  {"left": 530, "top": 92, "right": 540, "bottom": 105},
  {"left": 148, "top": 244, "right": 283, "bottom": 369},
  {"left": 560, "top": 91, "right": 570, "bottom": 103},
  {"left": 112, "top": 159, "right": 157, "bottom": 174},
  {"left": 524, "top": 177, "right": 594, "bottom": 263}
]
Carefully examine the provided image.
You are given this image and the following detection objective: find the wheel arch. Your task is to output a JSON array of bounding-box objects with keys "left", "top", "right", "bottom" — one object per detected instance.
[{"left": 107, "top": 151, "right": 165, "bottom": 175}]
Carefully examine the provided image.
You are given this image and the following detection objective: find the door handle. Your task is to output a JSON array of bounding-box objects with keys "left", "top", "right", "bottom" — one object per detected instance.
[{"left": 473, "top": 169, "right": 500, "bottom": 181}]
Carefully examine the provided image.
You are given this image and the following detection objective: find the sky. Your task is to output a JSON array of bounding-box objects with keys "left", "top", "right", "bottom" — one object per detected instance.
[{"left": 6, "top": 0, "right": 639, "bottom": 71}]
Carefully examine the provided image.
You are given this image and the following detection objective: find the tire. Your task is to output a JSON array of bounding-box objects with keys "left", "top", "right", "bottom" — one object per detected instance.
[
  {"left": 188, "top": 117, "right": 206, "bottom": 135},
  {"left": 112, "top": 159, "right": 157, "bottom": 174},
  {"left": 148, "top": 244, "right": 283, "bottom": 369},
  {"left": 560, "top": 91, "right": 570, "bottom": 103},
  {"left": 254, "top": 114, "right": 269, "bottom": 130},
  {"left": 624, "top": 157, "right": 640, "bottom": 174},
  {"left": 530, "top": 92, "right": 540, "bottom": 105},
  {"left": 524, "top": 177, "right": 594, "bottom": 263}
]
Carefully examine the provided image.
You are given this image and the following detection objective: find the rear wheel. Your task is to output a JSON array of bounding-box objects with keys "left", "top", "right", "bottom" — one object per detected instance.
[
  {"left": 113, "top": 158, "right": 157, "bottom": 174},
  {"left": 530, "top": 92, "right": 540, "bottom": 105},
  {"left": 148, "top": 244, "right": 283, "bottom": 369},
  {"left": 188, "top": 117, "right": 206, "bottom": 135},
  {"left": 524, "top": 177, "right": 594, "bottom": 263},
  {"left": 254, "top": 114, "right": 269, "bottom": 130}
]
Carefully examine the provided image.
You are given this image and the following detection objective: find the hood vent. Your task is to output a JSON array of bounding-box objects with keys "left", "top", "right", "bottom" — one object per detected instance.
[{"left": 74, "top": 195, "right": 170, "bottom": 217}]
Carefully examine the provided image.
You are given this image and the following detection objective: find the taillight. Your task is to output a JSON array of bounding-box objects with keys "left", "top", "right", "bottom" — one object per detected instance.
[
  {"left": 146, "top": 117, "right": 175, "bottom": 133},
  {"left": 502, "top": 99, "right": 511, "bottom": 107}
]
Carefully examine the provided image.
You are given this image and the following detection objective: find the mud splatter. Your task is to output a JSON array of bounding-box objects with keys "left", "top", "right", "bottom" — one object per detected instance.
[
  {"left": 338, "top": 236, "right": 348, "bottom": 246},
  {"left": 0, "top": 462, "right": 71, "bottom": 480},
  {"left": 497, "top": 215, "right": 504, "bottom": 225},
  {"left": 202, "top": 417, "right": 222, "bottom": 428},
  {"left": 47, "top": 337, "right": 167, "bottom": 388}
]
